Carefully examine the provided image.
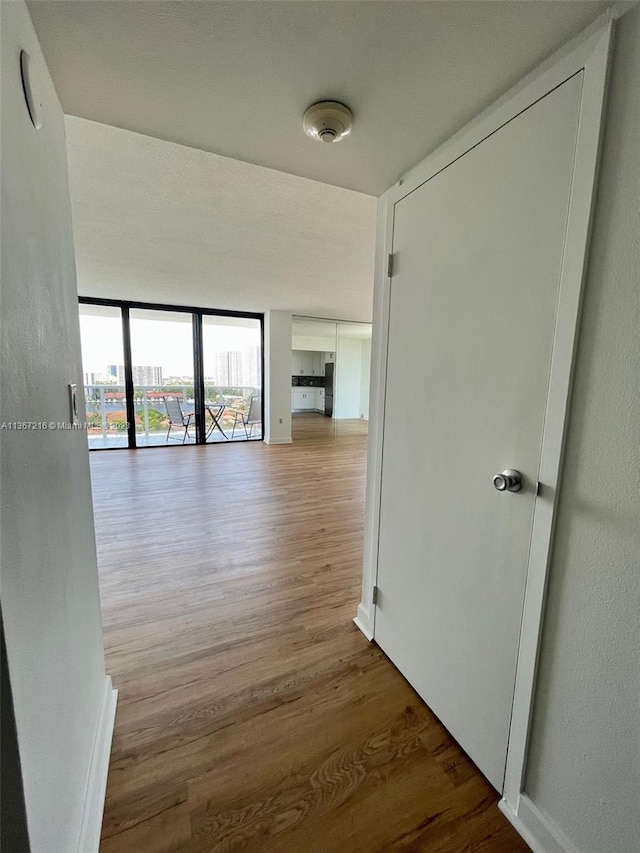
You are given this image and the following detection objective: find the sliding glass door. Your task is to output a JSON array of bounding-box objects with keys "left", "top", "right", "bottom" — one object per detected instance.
[
  {"left": 202, "top": 315, "right": 262, "bottom": 442},
  {"left": 129, "top": 308, "right": 196, "bottom": 447},
  {"left": 78, "top": 298, "right": 263, "bottom": 450},
  {"left": 79, "top": 303, "right": 129, "bottom": 450}
]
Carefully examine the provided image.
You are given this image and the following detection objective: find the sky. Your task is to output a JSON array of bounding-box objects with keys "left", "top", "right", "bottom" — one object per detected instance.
[{"left": 79, "top": 313, "right": 260, "bottom": 377}]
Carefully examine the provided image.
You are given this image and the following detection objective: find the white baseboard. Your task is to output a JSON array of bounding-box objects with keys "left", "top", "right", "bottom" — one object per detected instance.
[
  {"left": 263, "top": 437, "right": 293, "bottom": 445},
  {"left": 353, "top": 604, "right": 374, "bottom": 641},
  {"left": 499, "top": 794, "right": 579, "bottom": 853},
  {"left": 77, "top": 676, "right": 118, "bottom": 853}
]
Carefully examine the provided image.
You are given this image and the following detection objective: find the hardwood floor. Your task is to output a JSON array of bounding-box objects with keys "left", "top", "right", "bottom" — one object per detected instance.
[{"left": 92, "top": 413, "right": 529, "bottom": 853}]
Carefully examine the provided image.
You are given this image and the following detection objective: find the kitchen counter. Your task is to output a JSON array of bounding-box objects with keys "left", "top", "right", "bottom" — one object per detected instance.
[{"left": 292, "top": 376, "right": 325, "bottom": 387}]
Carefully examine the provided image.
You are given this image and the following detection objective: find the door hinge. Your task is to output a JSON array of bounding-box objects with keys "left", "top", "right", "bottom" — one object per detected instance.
[
  {"left": 372, "top": 585, "right": 379, "bottom": 605},
  {"left": 387, "top": 253, "right": 394, "bottom": 278}
]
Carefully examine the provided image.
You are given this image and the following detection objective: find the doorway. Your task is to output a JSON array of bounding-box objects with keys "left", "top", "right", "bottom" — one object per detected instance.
[{"left": 374, "top": 73, "right": 584, "bottom": 791}]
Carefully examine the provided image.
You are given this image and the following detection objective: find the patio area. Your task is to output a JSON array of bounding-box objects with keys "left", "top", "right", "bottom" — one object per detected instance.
[{"left": 85, "top": 384, "right": 261, "bottom": 449}]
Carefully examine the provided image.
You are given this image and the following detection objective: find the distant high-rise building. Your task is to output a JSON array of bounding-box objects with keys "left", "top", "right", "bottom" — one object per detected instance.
[
  {"left": 117, "top": 365, "right": 163, "bottom": 386},
  {"left": 208, "top": 346, "right": 260, "bottom": 388},
  {"left": 85, "top": 367, "right": 119, "bottom": 385},
  {"left": 239, "top": 345, "right": 261, "bottom": 388}
]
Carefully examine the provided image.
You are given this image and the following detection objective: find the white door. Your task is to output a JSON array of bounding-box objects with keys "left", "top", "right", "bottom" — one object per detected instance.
[{"left": 375, "top": 74, "right": 583, "bottom": 792}]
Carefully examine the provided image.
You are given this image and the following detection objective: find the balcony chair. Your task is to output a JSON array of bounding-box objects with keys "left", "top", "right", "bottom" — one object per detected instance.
[
  {"left": 163, "top": 396, "right": 195, "bottom": 443},
  {"left": 230, "top": 394, "right": 262, "bottom": 439}
]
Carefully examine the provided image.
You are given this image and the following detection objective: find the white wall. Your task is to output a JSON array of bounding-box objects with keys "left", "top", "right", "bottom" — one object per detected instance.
[
  {"left": 334, "top": 337, "right": 362, "bottom": 419},
  {"left": 0, "top": 3, "right": 113, "bottom": 850},
  {"left": 359, "top": 339, "right": 371, "bottom": 420},
  {"left": 291, "top": 334, "right": 336, "bottom": 351},
  {"left": 63, "top": 116, "right": 376, "bottom": 321},
  {"left": 524, "top": 9, "right": 640, "bottom": 852},
  {"left": 335, "top": 337, "right": 371, "bottom": 420},
  {"left": 264, "top": 310, "right": 292, "bottom": 444}
]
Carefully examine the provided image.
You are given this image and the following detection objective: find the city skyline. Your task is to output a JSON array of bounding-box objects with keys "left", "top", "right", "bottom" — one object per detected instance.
[{"left": 84, "top": 344, "right": 261, "bottom": 388}]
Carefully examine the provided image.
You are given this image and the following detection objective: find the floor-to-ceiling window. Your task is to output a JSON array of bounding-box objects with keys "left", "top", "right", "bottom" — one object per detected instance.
[
  {"left": 79, "top": 303, "right": 130, "bottom": 450},
  {"left": 202, "top": 315, "right": 262, "bottom": 443},
  {"left": 129, "top": 308, "right": 196, "bottom": 447},
  {"left": 79, "top": 298, "right": 263, "bottom": 450}
]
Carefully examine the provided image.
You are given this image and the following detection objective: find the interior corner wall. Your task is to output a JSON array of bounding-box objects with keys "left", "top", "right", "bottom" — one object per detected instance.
[
  {"left": 524, "top": 8, "right": 640, "bottom": 852},
  {"left": 264, "top": 310, "right": 292, "bottom": 444},
  {"left": 0, "top": 3, "right": 109, "bottom": 850}
]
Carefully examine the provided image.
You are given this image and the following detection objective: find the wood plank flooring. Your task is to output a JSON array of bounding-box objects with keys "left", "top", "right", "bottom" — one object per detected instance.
[{"left": 92, "top": 413, "right": 530, "bottom": 853}]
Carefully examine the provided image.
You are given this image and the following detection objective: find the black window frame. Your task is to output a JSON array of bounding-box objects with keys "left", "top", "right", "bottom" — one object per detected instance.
[{"left": 79, "top": 296, "right": 264, "bottom": 451}]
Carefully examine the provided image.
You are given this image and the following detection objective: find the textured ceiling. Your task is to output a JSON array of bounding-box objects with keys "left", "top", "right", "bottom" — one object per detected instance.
[
  {"left": 27, "top": 0, "right": 611, "bottom": 195},
  {"left": 64, "top": 117, "right": 377, "bottom": 321}
]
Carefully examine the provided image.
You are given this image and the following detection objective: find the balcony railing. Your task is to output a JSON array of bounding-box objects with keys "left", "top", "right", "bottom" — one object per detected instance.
[{"left": 84, "top": 384, "right": 260, "bottom": 447}]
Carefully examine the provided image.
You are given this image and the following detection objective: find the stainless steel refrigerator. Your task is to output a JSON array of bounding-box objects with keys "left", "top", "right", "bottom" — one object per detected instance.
[{"left": 324, "top": 362, "right": 334, "bottom": 417}]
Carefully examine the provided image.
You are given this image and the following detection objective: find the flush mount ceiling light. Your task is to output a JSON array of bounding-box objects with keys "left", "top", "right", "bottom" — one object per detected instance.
[{"left": 303, "top": 101, "right": 353, "bottom": 144}]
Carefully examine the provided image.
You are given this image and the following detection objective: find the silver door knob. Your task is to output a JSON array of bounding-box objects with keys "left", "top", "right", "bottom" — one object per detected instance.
[{"left": 493, "top": 469, "right": 523, "bottom": 492}]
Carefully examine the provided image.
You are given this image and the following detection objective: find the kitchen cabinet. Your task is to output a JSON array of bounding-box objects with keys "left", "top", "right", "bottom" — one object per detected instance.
[
  {"left": 311, "top": 389, "right": 325, "bottom": 411},
  {"left": 292, "top": 350, "right": 327, "bottom": 376},
  {"left": 291, "top": 389, "right": 316, "bottom": 411},
  {"left": 291, "top": 388, "right": 326, "bottom": 413},
  {"left": 292, "top": 350, "right": 315, "bottom": 375},
  {"left": 291, "top": 350, "right": 306, "bottom": 374}
]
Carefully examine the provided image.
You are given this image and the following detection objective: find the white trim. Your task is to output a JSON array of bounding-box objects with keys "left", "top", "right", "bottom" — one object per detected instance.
[
  {"left": 263, "top": 437, "right": 293, "bottom": 445},
  {"left": 502, "top": 20, "right": 613, "bottom": 809},
  {"left": 358, "top": 10, "right": 613, "bottom": 845},
  {"left": 77, "top": 676, "right": 118, "bottom": 853},
  {"left": 355, "top": 187, "right": 394, "bottom": 641},
  {"left": 353, "top": 610, "right": 373, "bottom": 641},
  {"left": 499, "top": 795, "right": 582, "bottom": 853}
]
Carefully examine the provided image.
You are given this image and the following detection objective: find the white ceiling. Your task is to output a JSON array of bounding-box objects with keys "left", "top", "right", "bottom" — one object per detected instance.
[
  {"left": 64, "top": 117, "right": 377, "bottom": 321},
  {"left": 27, "top": 1, "right": 616, "bottom": 324},
  {"left": 28, "top": 0, "right": 612, "bottom": 196}
]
